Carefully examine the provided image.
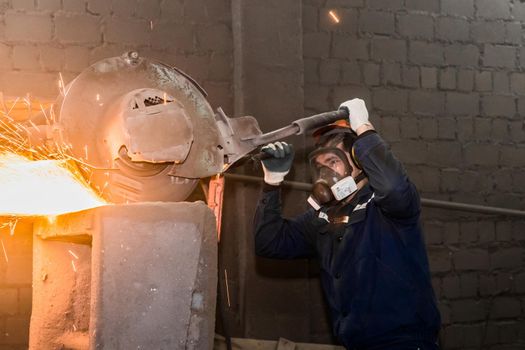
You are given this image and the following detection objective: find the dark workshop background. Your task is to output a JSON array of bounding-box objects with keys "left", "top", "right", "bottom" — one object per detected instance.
[{"left": 0, "top": 0, "right": 523, "bottom": 349}]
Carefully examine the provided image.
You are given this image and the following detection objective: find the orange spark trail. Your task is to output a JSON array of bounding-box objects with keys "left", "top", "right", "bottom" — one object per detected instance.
[
  {"left": 68, "top": 250, "right": 79, "bottom": 260},
  {"left": 329, "top": 10, "right": 340, "bottom": 23},
  {"left": 0, "top": 153, "right": 106, "bottom": 216},
  {"left": 1, "top": 239, "right": 8, "bottom": 263}
]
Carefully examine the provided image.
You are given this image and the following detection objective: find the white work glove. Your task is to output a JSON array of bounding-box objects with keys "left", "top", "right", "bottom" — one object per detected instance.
[
  {"left": 339, "top": 98, "right": 370, "bottom": 132},
  {"left": 260, "top": 142, "right": 294, "bottom": 185}
]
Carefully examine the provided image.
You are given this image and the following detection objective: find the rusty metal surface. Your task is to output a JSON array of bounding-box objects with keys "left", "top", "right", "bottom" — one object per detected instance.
[
  {"left": 104, "top": 88, "right": 194, "bottom": 163},
  {"left": 199, "top": 107, "right": 263, "bottom": 172},
  {"left": 55, "top": 52, "right": 224, "bottom": 178},
  {"left": 47, "top": 51, "right": 268, "bottom": 203},
  {"left": 207, "top": 175, "right": 225, "bottom": 240},
  {"left": 29, "top": 235, "right": 91, "bottom": 350}
]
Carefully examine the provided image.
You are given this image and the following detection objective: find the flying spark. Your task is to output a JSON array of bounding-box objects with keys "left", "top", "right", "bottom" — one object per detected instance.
[
  {"left": 0, "top": 99, "right": 108, "bottom": 217},
  {"left": 1, "top": 239, "right": 8, "bottom": 263},
  {"left": 58, "top": 73, "right": 66, "bottom": 96},
  {"left": 9, "top": 220, "right": 17, "bottom": 236},
  {"left": 224, "top": 269, "right": 231, "bottom": 308},
  {"left": 68, "top": 250, "right": 79, "bottom": 260},
  {"left": 328, "top": 10, "right": 340, "bottom": 24}
]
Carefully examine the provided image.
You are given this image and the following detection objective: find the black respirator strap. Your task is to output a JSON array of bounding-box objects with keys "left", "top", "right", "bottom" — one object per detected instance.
[
  {"left": 354, "top": 171, "right": 367, "bottom": 184},
  {"left": 350, "top": 147, "right": 363, "bottom": 170}
]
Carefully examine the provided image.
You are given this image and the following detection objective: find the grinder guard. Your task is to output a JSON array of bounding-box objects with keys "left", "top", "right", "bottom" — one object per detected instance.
[{"left": 51, "top": 52, "right": 262, "bottom": 203}]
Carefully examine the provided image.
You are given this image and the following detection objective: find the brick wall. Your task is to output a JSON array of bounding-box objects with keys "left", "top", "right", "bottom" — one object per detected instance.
[
  {"left": 0, "top": 0, "right": 233, "bottom": 113},
  {"left": 303, "top": 0, "right": 525, "bottom": 348},
  {"left": 0, "top": 220, "right": 32, "bottom": 350},
  {"left": 0, "top": 0, "right": 233, "bottom": 348}
]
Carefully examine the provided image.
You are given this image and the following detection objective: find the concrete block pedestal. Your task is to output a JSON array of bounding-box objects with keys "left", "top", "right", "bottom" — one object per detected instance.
[{"left": 30, "top": 202, "right": 217, "bottom": 350}]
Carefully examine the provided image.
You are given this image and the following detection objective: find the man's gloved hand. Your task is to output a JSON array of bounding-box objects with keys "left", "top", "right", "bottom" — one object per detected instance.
[
  {"left": 260, "top": 142, "right": 294, "bottom": 185},
  {"left": 339, "top": 98, "right": 370, "bottom": 132}
]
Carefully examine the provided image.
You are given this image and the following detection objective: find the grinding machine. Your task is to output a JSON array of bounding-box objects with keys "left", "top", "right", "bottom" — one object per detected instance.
[{"left": 27, "top": 51, "right": 347, "bottom": 350}]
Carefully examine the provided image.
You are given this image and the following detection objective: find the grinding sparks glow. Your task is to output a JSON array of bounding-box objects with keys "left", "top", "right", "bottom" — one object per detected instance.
[
  {"left": 0, "top": 97, "right": 108, "bottom": 217},
  {"left": 68, "top": 249, "right": 79, "bottom": 260},
  {"left": 58, "top": 72, "right": 66, "bottom": 96},
  {"left": 1, "top": 239, "right": 8, "bottom": 263},
  {"left": 328, "top": 10, "right": 340, "bottom": 24},
  {"left": 0, "top": 153, "right": 106, "bottom": 216}
]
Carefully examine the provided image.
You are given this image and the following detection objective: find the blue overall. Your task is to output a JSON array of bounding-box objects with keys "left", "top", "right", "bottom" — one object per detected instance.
[{"left": 254, "top": 132, "right": 441, "bottom": 349}]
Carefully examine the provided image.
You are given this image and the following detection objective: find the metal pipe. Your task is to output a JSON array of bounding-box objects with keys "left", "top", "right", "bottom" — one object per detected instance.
[
  {"left": 241, "top": 109, "right": 349, "bottom": 147},
  {"left": 223, "top": 173, "right": 525, "bottom": 218}
]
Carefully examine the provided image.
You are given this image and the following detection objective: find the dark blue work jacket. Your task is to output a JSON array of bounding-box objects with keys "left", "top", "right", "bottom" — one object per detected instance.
[{"left": 254, "top": 132, "right": 441, "bottom": 349}]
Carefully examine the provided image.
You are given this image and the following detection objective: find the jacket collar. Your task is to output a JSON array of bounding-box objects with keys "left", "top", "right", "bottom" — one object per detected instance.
[
  {"left": 316, "top": 184, "right": 374, "bottom": 226},
  {"left": 348, "top": 183, "right": 373, "bottom": 207}
]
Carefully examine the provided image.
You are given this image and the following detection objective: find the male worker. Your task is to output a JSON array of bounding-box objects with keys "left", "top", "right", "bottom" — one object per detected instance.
[{"left": 254, "top": 98, "right": 441, "bottom": 349}]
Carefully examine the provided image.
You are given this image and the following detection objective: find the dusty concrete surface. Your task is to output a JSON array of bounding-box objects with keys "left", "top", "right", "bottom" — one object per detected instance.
[
  {"left": 31, "top": 201, "right": 217, "bottom": 350},
  {"left": 29, "top": 237, "right": 91, "bottom": 350}
]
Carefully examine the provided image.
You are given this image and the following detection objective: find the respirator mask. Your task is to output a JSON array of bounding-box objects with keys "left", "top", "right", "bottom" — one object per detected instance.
[{"left": 307, "top": 147, "right": 365, "bottom": 210}]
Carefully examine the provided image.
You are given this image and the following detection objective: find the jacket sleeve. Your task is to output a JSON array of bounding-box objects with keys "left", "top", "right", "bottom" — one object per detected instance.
[
  {"left": 253, "top": 185, "right": 316, "bottom": 259},
  {"left": 352, "top": 131, "right": 420, "bottom": 219}
]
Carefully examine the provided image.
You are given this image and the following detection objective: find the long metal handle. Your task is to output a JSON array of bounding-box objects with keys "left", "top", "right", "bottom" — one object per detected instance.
[
  {"left": 244, "top": 109, "right": 348, "bottom": 147},
  {"left": 291, "top": 109, "right": 349, "bottom": 135}
]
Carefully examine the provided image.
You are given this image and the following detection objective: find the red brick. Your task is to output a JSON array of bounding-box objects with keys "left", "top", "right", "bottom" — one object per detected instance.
[
  {"left": 105, "top": 18, "right": 150, "bottom": 45},
  {"left": 451, "top": 299, "right": 487, "bottom": 322},
  {"left": 5, "top": 255, "right": 31, "bottom": 285},
  {"left": 18, "top": 288, "right": 31, "bottom": 315},
  {"left": 12, "top": 0, "right": 35, "bottom": 10},
  {"left": 135, "top": 0, "right": 161, "bottom": 19},
  {"left": 55, "top": 14, "right": 101, "bottom": 44},
  {"left": 40, "top": 46, "right": 65, "bottom": 72},
  {"left": 37, "top": 0, "right": 61, "bottom": 11},
  {"left": 12, "top": 46, "right": 40, "bottom": 71},
  {"left": 207, "top": 53, "right": 232, "bottom": 82},
  {"left": 63, "top": 0, "right": 85, "bottom": 12},
  {"left": 160, "top": 0, "right": 183, "bottom": 19},
  {"left": 4, "top": 316, "right": 30, "bottom": 345},
  {"left": 0, "top": 43, "right": 12, "bottom": 69},
  {"left": 64, "top": 46, "right": 90, "bottom": 72},
  {"left": 5, "top": 12, "right": 53, "bottom": 43},
  {"left": 151, "top": 21, "right": 194, "bottom": 51},
  {"left": 86, "top": 0, "right": 110, "bottom": 15},
  {"left": 197, "top": 23, "right": 232, "bottom": 53},
  {"left": 454, "top": 249, "right": 490, "bottom": 271},
  {"left": 0, "top": 289, "right": 17, "bottom": 316},
  {"left": 111, "top": 0, "right": 136, "bottom": 17}
]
